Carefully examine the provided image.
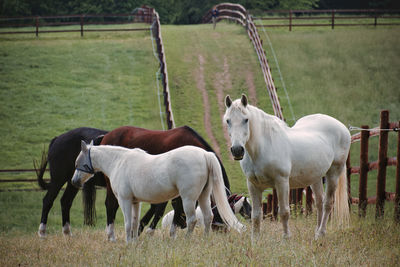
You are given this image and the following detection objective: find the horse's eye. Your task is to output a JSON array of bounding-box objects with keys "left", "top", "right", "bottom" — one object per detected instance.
[
  {"left": 244, "top": 119, "right": 249, "bottom": 124},
  {"left": 226, "top": 119, "right": 231, "bottom": 125}
]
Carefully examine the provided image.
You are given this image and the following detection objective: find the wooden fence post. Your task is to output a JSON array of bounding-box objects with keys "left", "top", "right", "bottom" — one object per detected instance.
[
  {"left": 331, "top": 10, "right": 335, "bottom": 29},
  {"left": 359, "top": 125, "right": 370, "bottom": 217},
  {"left": 289, "top": 10, "right": 292, "bottom": 31},
  {"left": 273, "top": 189, "right": 278, "bottom": 219},
  {"left": 306, "top": 186, "right": 313, "bottom": 215},
  {"left": 80, "top": 15, "right": 84, "bottom": 37},
  {"left": 346, "top": 153, "right": 352, "bottom": 208},
  {"left": 376, "top": 110, "right": 389, "bottom": 219},
  {"left": 395, "top": 121, "right": 400, "bottom": 222},
  {"left": 35, "top": 16, "right": 39, "bottom": 37}
]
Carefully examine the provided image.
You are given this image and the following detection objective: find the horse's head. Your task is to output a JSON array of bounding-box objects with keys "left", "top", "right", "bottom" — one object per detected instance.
[
  {"left": 223, "top": 94, "right": 250, "bottom": 160},
  {"left": 71, "top": 140, "right": 95, "bottom": 188},
  {"left": 229, "top": 194, "right": 252, "bottom": 220},
  {"left": 239, "top": 197, "right": 252, "bottom": 220}
]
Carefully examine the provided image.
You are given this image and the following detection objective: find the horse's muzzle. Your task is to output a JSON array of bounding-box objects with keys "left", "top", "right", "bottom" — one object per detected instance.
[
  {"left": 230, "top": 146, "right": 244, "bottom": 160},
  {"left": 71, "top": 177, "right": 82, "bottom": 189}
]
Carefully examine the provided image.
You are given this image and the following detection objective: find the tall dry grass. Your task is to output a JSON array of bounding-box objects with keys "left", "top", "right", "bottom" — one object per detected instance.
[{"left": 1, "top": 210, "right": 399, "bottom": 266}]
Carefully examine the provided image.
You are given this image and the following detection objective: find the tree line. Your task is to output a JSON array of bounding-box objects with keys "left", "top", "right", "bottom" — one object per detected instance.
[{"left": 1, "top": 0, "right": 398, "bottom": 24}]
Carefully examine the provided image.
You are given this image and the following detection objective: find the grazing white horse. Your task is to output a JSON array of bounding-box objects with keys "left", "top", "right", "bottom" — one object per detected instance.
[
  {"left": 223, "top": 95, "right": 350, "bottom": 239},
  {"left": 72, "top": 141, "right": 244, "bottom": 243},
  {"left": 161, "top": 194, "right": 251, "bottom": 230}
]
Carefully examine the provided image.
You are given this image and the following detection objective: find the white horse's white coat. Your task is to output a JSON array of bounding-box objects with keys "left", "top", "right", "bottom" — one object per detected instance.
[
  {"left": 224, "top": 95, "right": 350, "bottom": 239},
  {"left": 72, "top": 143, "right": 244, "bottom": 243}
]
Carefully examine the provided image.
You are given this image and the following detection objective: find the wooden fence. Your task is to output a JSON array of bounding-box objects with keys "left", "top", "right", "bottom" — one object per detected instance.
[
  {"left": 0, "top": 6, "right": 175, "bottom": 190},
  {"left": 0, "top": 12, "right": 152, "bottom": 36},
  {"left": 347, "top": 110, "right": 400, "bottom": 221},
  {"left": 254, "top": 9, "right": 400, "bottom": 31}
]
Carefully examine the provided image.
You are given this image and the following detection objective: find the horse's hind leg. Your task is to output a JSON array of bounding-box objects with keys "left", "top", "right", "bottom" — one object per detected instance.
[
  {"left": 38, "top": 181, "right": 64, "bottom": 238},
  {"left": 315, "top": 167, "right": 341, "bottom": 239},
  {"left": 105, "top": 182, "right": 119, "bottom": 242},
  {"left": 182, "top": 199, "right": 197, "bottom": 238},
  {"left": 60, "top": 182, "right": 79, "bottom": 236},
  {"left": 147, "top": 202, "right": 168, "bottom": 235},
  {"left": 131, "top": 202, "right": 141, "bottom": 241},
  {"left": 310, "top": 180, "right": 324, "bottom": 232},
  {"left": 138, "top": 204, "right": 157, "bottom": 235},
  {"left": 198, "top": 186, "right": 213, "bottom": 235}
]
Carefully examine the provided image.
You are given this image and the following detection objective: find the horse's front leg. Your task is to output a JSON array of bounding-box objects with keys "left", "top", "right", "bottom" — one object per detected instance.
[
  {"left": 247, "top": 179, "right": 263, "bottom": 239},
  {"left": 131, "top": 202, "right": 141, "bottom": 241},
  {"left": 275, "top": 179, "right": 291, "bottom": 238},
  {"left": 119, "top": 198, "right": 132, "bottom": 244}
]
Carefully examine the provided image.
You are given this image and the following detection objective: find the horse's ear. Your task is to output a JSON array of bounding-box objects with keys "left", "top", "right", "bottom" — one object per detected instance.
[
  {"left": 81, "top": 140, "right": 88, "bottom": 153},
  {"left": 241, "top": 94, "right": 248, "bottom": 107},
  {"left": 225, "top": 95, "right": 232, "bottom": 108},
  {"left": 89, "top": 140, "right": 94, "bottom": 146}
]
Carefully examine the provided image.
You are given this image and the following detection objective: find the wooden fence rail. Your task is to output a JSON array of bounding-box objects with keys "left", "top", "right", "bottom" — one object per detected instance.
[
  {"left": 253, "top": 9, "right": 400, "bottom": 31},
  {"left": 347, "top": 110, "right": 400, "bottom": 221},
  {"left": 0, "top": 12, "right": 152, "bottom": 36},
  {"left": 0, "top": 6, "right": 175, "bottom": 191}
]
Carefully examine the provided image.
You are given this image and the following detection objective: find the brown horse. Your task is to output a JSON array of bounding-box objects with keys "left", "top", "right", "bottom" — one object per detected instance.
[{"left": 100, "top": 125, "right": 230, "bottom": 241}]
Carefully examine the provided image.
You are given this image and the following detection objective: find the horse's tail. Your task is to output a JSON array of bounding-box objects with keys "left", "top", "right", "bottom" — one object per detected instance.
[
  {"left": 333, "top": 166, "right": 350, "bottom": 227},
  {"left": 34, "top": 145, "right": 49, "bottom": 190},
  {"left": 82, "top": 134, "right": 105, "bottom": 226},
  {"left": 205, "top": 152, "right": 245, "bottom": 233},
  {"left": 82, "top": 178, "right": 96, "bottom": 226}
]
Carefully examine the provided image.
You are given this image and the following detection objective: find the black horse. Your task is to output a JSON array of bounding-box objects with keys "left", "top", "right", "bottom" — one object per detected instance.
[{"left": 36, "top": 127, "right": 107, "bottom": 237}]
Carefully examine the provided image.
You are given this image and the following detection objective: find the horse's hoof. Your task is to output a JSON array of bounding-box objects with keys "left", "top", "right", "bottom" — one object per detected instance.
[
  {"left": 108, "top": 236, "right": 116, "bottom": 242},
  {"left": 145, "top": 228, "right": 155, "bottom": 236},
  {"left": 62, "top": 223, "right": 72, "bottom": 237},
  {"left": 314, "top": 231, "right": 325, "bottom": 240},
  {"left": 283, "top": 231, "right": 292, "bottom": 239},
  {"left": 38, "top": 223, "right": 46, "bottom": 238}
]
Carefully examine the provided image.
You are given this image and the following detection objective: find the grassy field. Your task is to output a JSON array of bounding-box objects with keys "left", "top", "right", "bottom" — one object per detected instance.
[
  {"left": 0, "top": 22, "right": 399, "bottom": 266},
  {"left": 0, "top": 26, "right": 164, "bottom": 188},
  {"left": 1, "top": 192, "right": 399, "bottom": 266}
]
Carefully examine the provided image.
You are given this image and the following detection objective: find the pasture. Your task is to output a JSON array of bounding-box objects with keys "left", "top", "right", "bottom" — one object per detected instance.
[{"left": 0, "top": 21, "right": 400, "bottom": 266}]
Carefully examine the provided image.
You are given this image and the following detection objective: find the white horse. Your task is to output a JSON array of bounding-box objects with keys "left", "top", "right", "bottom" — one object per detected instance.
[
  {"left": 161, "top": 194, "right": 251, "bottom": 230},
  {"left": 223, "top": 95, "right": 350, "bottom": 239},
  {"left": 72, "top": 141, "right": 244, "bottom": 243}
]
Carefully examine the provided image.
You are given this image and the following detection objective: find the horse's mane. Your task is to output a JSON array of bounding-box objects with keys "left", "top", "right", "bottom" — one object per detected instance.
[
  {"left": 247, "top": 104, "right": 288, "bottom": 136},
  {"left": 182, "top": 126, "right": 214, "bottom": 153}
]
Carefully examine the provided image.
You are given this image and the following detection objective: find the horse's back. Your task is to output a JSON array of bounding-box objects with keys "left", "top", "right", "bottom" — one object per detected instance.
[
  {"left": 292, "top": 114, "right": 350, "bottom": 149},
  {"left": 48, "top": 127, "right": 107, "bottom": 170},
  {"left": 289, "top": 114, "right": 350, "bottom": 170}
]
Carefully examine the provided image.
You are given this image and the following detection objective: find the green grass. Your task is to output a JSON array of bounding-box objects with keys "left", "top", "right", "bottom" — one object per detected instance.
[{"left": 0, "top": 27, "right": 164, "bottom": 187}]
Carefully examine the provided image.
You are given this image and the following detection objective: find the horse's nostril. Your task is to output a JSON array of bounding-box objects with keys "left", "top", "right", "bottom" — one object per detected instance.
[{"left": 230, "top": 146, "right": 245, "bottom": 159}]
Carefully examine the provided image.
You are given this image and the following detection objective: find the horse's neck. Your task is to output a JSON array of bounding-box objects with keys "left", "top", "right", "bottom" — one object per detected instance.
[
  {"left": 247, "top": 105, "right": 289, "bottom": 155},
  {"left": 91, "top": 146, "right": 130, "bottom": 179}
]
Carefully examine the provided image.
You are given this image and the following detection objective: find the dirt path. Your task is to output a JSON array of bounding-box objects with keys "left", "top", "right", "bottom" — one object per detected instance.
[
  {"left": 214, "top": 57, "right": 232, "bottom": 156},
  {"left": 194, "top": 54, "right": 221, "bottom": 158},
  {"left": 246, "top": 71, "right": 258, "bottom": 106}
]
